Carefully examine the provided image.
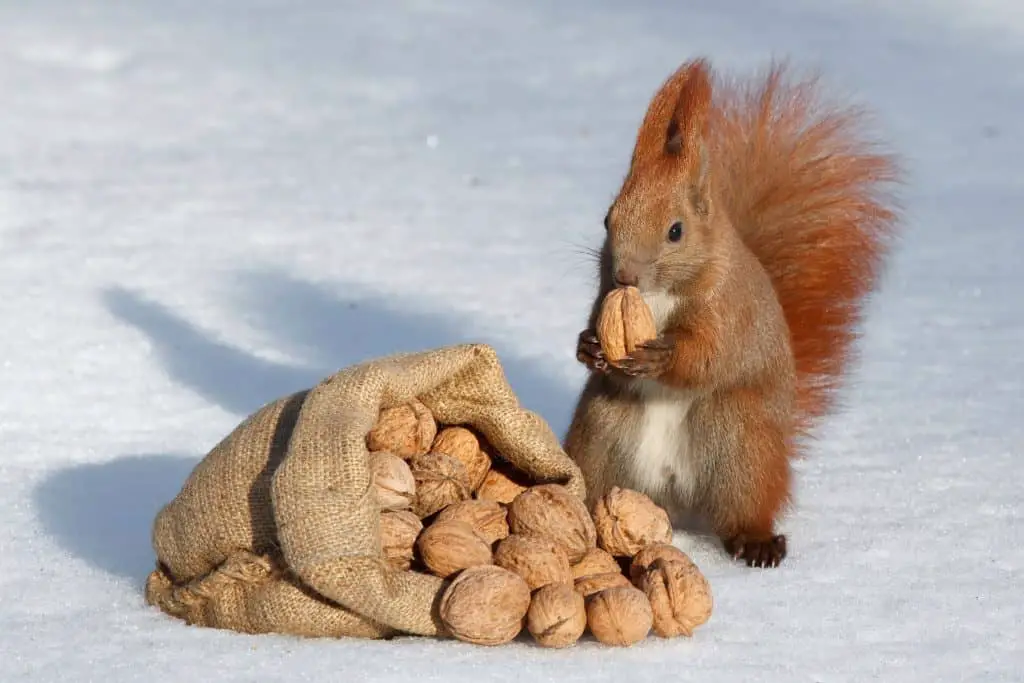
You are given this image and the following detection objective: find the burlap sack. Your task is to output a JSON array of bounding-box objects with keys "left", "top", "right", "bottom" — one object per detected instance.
[{"left": 145, "top": 343, "right": 585, "bottom": 639}]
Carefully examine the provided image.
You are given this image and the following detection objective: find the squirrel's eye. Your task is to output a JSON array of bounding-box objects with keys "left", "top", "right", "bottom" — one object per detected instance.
[
  {"left": 667, "top": 221, "right": 683, "bottom": 242},
  {"left": 603, "top": 211, "right": 611, "bottom": 232}
]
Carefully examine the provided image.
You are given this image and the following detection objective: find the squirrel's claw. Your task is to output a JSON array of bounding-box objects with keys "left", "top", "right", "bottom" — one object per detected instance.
[
  {"left": 724, "top": 534, "right": 787, "bottom": 568},
  {"left": 576, "top": 329, "right": 610, "bottom": 373},
  {"left": 615, "top": 337, "right": 675, "bottom": 378}
]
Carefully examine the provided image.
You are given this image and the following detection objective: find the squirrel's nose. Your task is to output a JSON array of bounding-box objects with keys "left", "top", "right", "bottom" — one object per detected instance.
[{"left": 613, "top": 267, "right": 640, "bottom": 288}]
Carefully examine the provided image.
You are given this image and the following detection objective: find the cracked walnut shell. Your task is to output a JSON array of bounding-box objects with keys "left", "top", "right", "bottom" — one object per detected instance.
[
  {"left": 592, "top": 486, "right": 673, "bottom": 557},
  {"left": 366, "top": 401, "right": 437, "bottom": 458},
  {"left": 596, "top": 286, "right": 658, "bottom": 363}
]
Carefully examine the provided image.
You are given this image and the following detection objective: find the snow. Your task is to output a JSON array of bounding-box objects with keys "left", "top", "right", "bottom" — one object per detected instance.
[{"left": 1, "top": 0, "right": 1022, "bottom": 680}]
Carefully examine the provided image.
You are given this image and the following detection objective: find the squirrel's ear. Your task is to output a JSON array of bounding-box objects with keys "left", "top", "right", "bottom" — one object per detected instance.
[
  {"left": 664, "top": 59, "right": 712, "bottom": 170},
  {"left": 690, "top": 141, "right": 712, "bottom": 217},
  {"left": 630, "top": 57, "right": 713, "bottom": 171}
]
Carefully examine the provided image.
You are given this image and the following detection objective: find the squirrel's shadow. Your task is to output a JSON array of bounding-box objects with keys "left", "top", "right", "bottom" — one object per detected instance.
[
  {"left": 33, "top": 269, "right": 581, "bottom": 580},
  {"left": 98, "top": 269, "right": 581, "bottom": 425}
]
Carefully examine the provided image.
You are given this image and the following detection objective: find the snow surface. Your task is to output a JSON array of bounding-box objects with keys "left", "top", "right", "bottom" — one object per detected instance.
[{"left": 1, "top": 0, "right": 1022, "bottom": 681}]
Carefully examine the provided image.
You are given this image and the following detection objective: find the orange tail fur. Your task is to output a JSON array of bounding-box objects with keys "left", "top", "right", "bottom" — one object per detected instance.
[{"left": 708, "top": 61, "right": 902, "bottom": 439}]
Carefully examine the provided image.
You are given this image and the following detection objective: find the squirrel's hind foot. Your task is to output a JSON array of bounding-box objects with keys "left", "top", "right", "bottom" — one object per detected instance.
[{"left": 724, "top": 533, "right": 787, "bottom": 568}]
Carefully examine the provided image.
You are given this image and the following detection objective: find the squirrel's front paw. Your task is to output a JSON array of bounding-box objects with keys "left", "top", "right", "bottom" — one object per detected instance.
[
  {"left": 576, "top": 329, "right": 611, "bottom": 373},
  {"left": 614, "top": 336, "right": 675, "bottom": 379}
]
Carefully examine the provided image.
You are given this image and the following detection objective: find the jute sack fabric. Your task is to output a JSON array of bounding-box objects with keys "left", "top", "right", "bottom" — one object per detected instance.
[{"left": 145, "top": 343, "right": 586, "bottom": 639}]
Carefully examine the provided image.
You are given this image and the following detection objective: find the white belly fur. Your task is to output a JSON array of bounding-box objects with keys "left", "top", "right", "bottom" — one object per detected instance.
[{"left": 625, "top": 380, "right": 698, "bottom": 509}]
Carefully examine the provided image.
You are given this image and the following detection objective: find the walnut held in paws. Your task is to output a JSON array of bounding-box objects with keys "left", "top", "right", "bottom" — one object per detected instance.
[
  {"left": 574, "top": 571, "right": 632, "bottom": 598},
  {"left": 585, "top": 585, "right": 653, "bottom": 647},
  {"left": 507, "top": 484, "right": 597, "bottom": 563},
  {"left": 596, "top": 286, "right": 658, "bottom": 363},
  {"left": 366, "top": 401, "right": 437, "bottom": 458},
  {"left": 368, "top": 451, "right": 416, "bottom": 511},
  {"left": 493, "top": 534, "right": 573, "bottom": 591},
  {"left": 439, "top": 565, "right": 531, "bottom": 646},
  {"left": 475, "top": 464, "right": 530, "bottom": 504},
  {"left": 629, "top": 543, "right": 696, "bottom": 583},
  {"left": 637, "top": 558, "right": 713, "bottom": 637},
  {"left": 592, "top": 486, "right": 673, "bottom": 557},
  {"left": 379, "top": 510, "right": 422, "bottom": 571},
  {"left": 408, "top": 452, "right": 472, "bottom": 518},
  {"left": 435, "top": 499, "right": 509, "bottom": 545},
  {"left": 527, "top": 582, "right": 587, "bottom": 649},
  {"left": 431, "top": 427, "right": 491, "bottom": 491},
  {"left": 571, "top": 547, "right": 622, "bottom": 580},
  {"left": 416, "top": 519, "right": 492, "bottom": 579}
]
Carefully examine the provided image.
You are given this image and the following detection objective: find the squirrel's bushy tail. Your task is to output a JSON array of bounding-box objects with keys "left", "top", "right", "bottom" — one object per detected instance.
[{"left": 709, "top": 62, "right": 902, "bottom": 437}]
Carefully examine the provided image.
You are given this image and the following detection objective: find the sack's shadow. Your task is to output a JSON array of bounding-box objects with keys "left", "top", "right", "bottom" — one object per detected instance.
[
  {"left": 34, "top": 453, "right": 203, "bottom": 581},
  {"left": 33, "top": 268, "right": 582, "bottom": 581}
]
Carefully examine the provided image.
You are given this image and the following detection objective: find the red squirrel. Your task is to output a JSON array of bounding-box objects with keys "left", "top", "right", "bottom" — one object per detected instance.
[{"left": 564, "top": 57, "right": 901, "bottom": 567}]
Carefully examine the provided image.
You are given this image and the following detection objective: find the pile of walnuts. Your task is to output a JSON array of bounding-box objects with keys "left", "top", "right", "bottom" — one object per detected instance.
[{"left": 367, "top": 401, "right": 713, "bottom": 648}]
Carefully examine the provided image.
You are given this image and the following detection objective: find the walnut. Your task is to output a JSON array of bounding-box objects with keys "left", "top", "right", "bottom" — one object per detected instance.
[
  {"left": 596, "top": 286, "right": 657, "bottom": 363},
  {"left": 439, "top": 565, "right": 531, "bottom": 645},
  {"left": 379, "top": 510, "right": 422, "bottom": 571},
  {"left": 366, "top": 400, "right": 437, "bottom": 458},
  {"left": 638, "top": 558, "right": 713, "bottom": 637},
  {"left": 526, "top": 582, "right": 587, "bottom": 649},
  {"left": 507, "top": 484, "right": 597, "bottom": 563},
  {"left": 408, "top": 453, "right": 471, "bottom": 518},
  {"left": 367, "top": 451, "right": 416, "bottom": 511},
  {"left": 585, "top": 585, "right": 653, "bottom": 647},
  {"left": 493, "top": 534, "right": 573, "bottom": 591},
  {"left": 475, "top": 464, "right": 530, "bottom": 504},
  {"left": 573, "top": 571, "right": 632, "bottom": 598},
  {"left": 571, "top": 547, "right": 622, "bottom": 580},
  {"left": 415, "top": 520, "right": 492, "bottom": 579},
  {"left": 592, "top": 486, "right": 673, "bottom": 556},
  {"left": 435, "top": 499, "right": 509, "bottom": 545},
  {"left": 431, "top": 427, "right": 491, "bottom": 490},
  {"left": 628, "top": 542, "right": 696, "bottom": 583}
]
